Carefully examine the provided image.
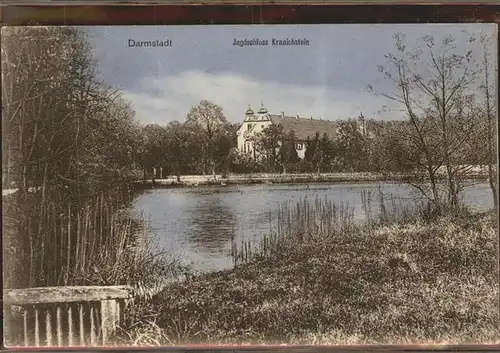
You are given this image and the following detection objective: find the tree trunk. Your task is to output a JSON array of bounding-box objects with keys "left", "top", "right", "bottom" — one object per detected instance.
[
  {"left": 483, "top": 42, "right": 498, "bottom": 211},
  {"left": 3, "top": 146, "right": 10, "bottom": 188},
  {"left": 488, "top": 163, "right": 498, "bottom": 210},
  {"left": 426, "top": 164, "right": 440, "bottom": 205}
]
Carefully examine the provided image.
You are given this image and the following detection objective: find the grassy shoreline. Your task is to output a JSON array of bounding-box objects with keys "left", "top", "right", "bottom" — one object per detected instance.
[{"left": 118, "top": 199, "right": 499, "bottom": 346}]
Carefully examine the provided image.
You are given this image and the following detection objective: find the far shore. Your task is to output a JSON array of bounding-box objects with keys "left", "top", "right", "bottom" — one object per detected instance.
[{"left": 134, "top": 172, "right": 488, "bottom": 189}]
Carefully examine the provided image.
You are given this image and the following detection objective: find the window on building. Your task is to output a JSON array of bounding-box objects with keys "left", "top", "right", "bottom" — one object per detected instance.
[
  {"left": 296, "top": 143, "right": 303, "bottom": 150},
  {"left": 247, "top": 124, "right": 252, "bottom": 130}
]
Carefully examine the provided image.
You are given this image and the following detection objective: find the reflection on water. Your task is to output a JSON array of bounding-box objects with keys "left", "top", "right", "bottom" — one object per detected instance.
[
  {"left": 131, "top": 182, "right": 494, "bottom": 272},
  {"left": 186, "top": 196, "right": 237, "bottom": 255}
]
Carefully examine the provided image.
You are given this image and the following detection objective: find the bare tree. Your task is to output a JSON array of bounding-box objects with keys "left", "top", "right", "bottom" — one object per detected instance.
[{"left": 369, "top": 32, "right": 483, "bottom": 208}]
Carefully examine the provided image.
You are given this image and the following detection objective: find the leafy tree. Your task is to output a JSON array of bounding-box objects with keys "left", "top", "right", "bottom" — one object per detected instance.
[
  {"left": 335, "top": 120, "right": 367, "bottom": 172},
  {"left": 141, "top": 124, "right": 169, "bottom": 179},
  {"left": 215, "top": 124, "right": 238, "bottom": 177},
  {"left": 2, "top": 26, "right": 139, "bottom": 196},
  {"left": 303, "top": 133, "right": 328, "bottom": 175},
  {"left": 303, "top": 134, "right": 315, "bottom": 173},
  {"left": 163, "top": 121, "right": 199, "bottom": 181},
  {"left": 230, "top": 149, "right": 262, "bottom": 173},
  {"left": 304, "top": 136, "right": 316, "bottom": 167},
  {"left": 319, "top": 133, "right": 336, "bottom": 172},
  {"left": 256, "top": 124, "right": 285, "bottom": 173},
  {"left": 279, "top": 130, "right": 300, "bottom": 174},
  {"left": 372, "top": 121, "right": 420, "bottom": 174},
  {"left": 184, "top": 100, "right": 229, "bottom": 176}
]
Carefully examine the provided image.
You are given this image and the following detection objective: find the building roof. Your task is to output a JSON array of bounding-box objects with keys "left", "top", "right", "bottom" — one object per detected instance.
[{"left": 269, "top": 115, "right": 338, "bottom": 141}]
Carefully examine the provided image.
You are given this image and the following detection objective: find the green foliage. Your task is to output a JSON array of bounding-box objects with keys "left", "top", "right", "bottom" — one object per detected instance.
[
  {"left": 318, "top": 133, "right": 335, "bottom": 172},
  {"left": 278, "top": 130, "right": 300, "bottom": 173},
  {"left": 166, "top": 121, "right": 201, "bottom": 177},
  {"left": 215, "top": 124, "right": 239, "bottom": 177},
  {"left": 184, "top": 100, "right": 230, "bottom": 175},
  {"left": 303, "top": 132, "right": 337, "bottom": 174},
  {"left": 136, "top": 103, "right": 238, "bottom": 178},
  {"left": 335, "top": 120, "right": 368, "bottom": 172},
  {"left": 254, "top": 124, "right": 285, "bottom": 173}
]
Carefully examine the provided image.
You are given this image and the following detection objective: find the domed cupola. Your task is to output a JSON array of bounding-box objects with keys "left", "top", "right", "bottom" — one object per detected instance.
[
  {"left": 244, "top": 105, "right": 255, "bottom": 121},
  {"left": 246, "top": 105, "right": 254, "bottom": 116},
  {"left": 258, "top": 102, "right": 268, "bottom": 114}
]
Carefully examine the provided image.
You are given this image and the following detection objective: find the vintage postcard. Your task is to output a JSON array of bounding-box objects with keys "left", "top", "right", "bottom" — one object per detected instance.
[{"left": 2, "top": 23, "right": 498, "bottom": 347}]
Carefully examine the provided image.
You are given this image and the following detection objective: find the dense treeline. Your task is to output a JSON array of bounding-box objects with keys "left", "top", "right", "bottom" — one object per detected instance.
[
  {"left": 138, "top": 101, "right": 240, "bottom": 179},
  {"left": 138, "top": 112, "right": 402, "bottom": 177},
  {"left": 138, "top": 114, "right": 490, "bottom": 177}
]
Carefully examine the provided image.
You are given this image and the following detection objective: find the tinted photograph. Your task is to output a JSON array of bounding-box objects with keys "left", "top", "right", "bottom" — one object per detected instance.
[{"left": 2, "top": 23, "right": 498, "bottom": 346}]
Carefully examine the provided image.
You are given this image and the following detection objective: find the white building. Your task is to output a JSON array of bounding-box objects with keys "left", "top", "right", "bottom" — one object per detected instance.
[{"left": 237, "top": 103, "right": 367, "bottom": 159}]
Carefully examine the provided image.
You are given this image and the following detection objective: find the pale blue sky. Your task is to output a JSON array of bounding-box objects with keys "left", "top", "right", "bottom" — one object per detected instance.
[{"left": 84, "top": 24, "right": 497, "bottom": 125}]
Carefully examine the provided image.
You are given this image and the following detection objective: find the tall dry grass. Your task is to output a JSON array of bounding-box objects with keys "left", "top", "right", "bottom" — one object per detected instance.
[
  {"left": 231, "top": 196, "right": 356, "bottom": 266},
  {"left": 231, "top": 189, "right": 477, "bottom": 267},
  {"left": 3, "top": 186, "right": 184, "bottom": 293}
]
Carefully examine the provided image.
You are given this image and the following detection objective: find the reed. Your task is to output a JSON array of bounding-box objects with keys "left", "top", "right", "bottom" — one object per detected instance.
[
  {"left": 3, "top": 186, "right": 182, "bottom": 293},
  {"left": 230, "top": 188, "right": 475, "bottom": 267},
  {"left": 231, "top": 195, "right": 359, "bottom": 266}
]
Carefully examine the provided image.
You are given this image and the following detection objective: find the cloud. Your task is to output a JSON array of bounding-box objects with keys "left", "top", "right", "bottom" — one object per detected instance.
[{"left": 123, "top": 71, "right": 402, "bottom": 125}]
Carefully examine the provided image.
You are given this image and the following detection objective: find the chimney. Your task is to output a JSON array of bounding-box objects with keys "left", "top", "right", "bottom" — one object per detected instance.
[
  {"left": 296, "top": 114, "right": 299, "bottom": 120},
  {"left": 310, "top": 116, "right": 313, "bottom": 120},
  {"left": 281, "top": 111, "right": 285, "bottom": 118}
]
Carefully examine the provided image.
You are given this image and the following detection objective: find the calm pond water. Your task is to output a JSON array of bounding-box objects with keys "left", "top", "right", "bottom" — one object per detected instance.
[{"left": 131, "top": 182, "right": 494, "bottom": 272}]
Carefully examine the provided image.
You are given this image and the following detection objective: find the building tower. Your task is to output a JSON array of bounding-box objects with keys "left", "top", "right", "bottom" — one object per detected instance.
[
  {"left": 258, "top": 102, "right": 268, "bottom": 115},
  {"left": 358, "top": 112, "right": 367, "bottom": 135},
  {"left": 244, "top": 105, "right": 255, "bottom": 121}
]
